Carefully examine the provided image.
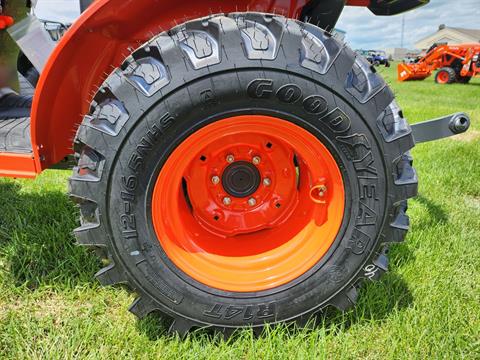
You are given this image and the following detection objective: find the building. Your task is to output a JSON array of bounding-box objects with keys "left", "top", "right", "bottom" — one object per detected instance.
[
  {"left": 385, "top": 48, "right": 421, "bottom": 61},
  {"left": 415, "top": 25, "right": 480, "bottom": 49}
]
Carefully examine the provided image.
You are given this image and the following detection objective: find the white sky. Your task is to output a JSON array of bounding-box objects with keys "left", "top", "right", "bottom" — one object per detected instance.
[{"left": 336, "top": 0, "right": 480, "bottom": 50}]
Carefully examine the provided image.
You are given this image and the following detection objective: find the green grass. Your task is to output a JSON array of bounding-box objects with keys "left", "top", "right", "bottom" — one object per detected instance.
[{"left": 0, "top": 62, "right": 479, "bottom": 358}]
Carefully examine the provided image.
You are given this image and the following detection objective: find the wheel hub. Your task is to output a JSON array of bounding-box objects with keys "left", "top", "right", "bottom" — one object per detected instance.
[
  {"left": 222, "top": 161, "right": 260, "bottom": 198},
  {"left": 183, "top": 133, "right": 300, "bottom": 236}
]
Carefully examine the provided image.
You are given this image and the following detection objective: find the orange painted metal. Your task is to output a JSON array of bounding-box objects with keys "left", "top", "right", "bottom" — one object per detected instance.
[
  {"left": 0, "top": 15, "right": 14, "bottom": 30},
  {"left": 0, "top": 152, "right": 38, "bottom": 178},
  {"left": 183, "top": 129, "right": 300, "bottom": 237},
  {"left": 398, "top": 44, "right": 480, "bottom": 82},
  {"left": 30, "top": 0, "right": 310, "bottom": 174},
  {"left": 436, "top": 70, "right": 450, "bottom": 84},
  {"left": 151, "top": 116, "right": 345, "bottom": 292}
]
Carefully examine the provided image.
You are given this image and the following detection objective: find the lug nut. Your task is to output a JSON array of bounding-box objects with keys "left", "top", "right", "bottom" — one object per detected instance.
[
  {"left": 318, "top": 185, "right": 327, "bottom": 197},
  {"left": 226, "top": 154, "right": 235, "bottom": 163},
  {"left": 248, "top": 197, "right": 257, "bottom": 207},
  {"left": 263, "top": 178, "right": 271, "bottom": 186},
  {"left": 223, "top": 197, "right": 232, "bottom": 206},
  {"left": 211, "top": 176, "right": 220, "bottom": 185},
  {"left": 252, "top": 156, "right": 261, "bottom": 165}
]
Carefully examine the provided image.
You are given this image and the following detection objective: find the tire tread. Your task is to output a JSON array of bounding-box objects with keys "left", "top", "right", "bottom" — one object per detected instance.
[{"left": 69, "top": 12, "right": 418, "bottom": 336}]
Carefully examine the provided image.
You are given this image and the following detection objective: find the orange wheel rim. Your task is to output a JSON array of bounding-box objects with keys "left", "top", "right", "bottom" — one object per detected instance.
[
  {"left": 437, "top": 71, "right": 449, "bottom": 83},
  {"left": 151, "top": 116, "right": 345, "bottom": 292}
]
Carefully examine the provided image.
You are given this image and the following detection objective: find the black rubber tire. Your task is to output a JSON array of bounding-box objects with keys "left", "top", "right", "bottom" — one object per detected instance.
[
  {"left": 450, "top": 59, "right": 471, "bottom": 84},
  {"left": 0, "top": 92, "right": 32, "bottom": 120},
  {"left": 69, "top": 13, "right": 417, "bottom": 337},
  {"left": 456, "top": 76, "right": 471, "bottom": 84},
  {"left": 435, "top": 67, "right": 456, "bottom": 84}
]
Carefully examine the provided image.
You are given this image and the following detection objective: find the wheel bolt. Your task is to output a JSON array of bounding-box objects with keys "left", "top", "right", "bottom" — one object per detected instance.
[
  {"left": 252, "top": 156, "right": 261, "bottom": 165},
  {"left": 223, "top": 197, "right": 232, "bottom": 206},
  {"left": 248, "top": 197, "right": 257, "bottom": 207},
  {"left": 211, "top": 176, "right": 220, "bottom": 185},
  {"left": 318, "top": 185, "right": 327, "bottom": 197},
  {"left": 226, "top": 154, "right": 235, "bottom": 163},
  {"left": 263, "top": 178, "right": 271, "bottom": 186}
]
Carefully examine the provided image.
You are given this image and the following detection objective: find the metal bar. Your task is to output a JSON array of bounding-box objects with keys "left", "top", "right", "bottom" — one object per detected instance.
[
  {"left": 412, "top": 112, "right": 470, "bottom": 144},
  {"left": 8, "top": 15, "right": 56, "bottom": 72},
  {"left": 0, "top": 152, "right": 38, "bottom": 178}
]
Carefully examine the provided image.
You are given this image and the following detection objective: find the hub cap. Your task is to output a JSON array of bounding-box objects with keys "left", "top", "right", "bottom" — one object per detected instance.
[
  {"left": 151, "top": 115, "right": 345, "bottom": 292},
  {"left": 222, "top": 161, "right": 260, "bottom": 198}
]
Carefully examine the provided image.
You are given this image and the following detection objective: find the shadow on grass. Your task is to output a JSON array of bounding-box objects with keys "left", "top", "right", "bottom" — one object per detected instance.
[
  {"left": 378, "top": 194, "right": 448, "bottom": 269},
  {"left": 388, "top": 241, "right": 417, "bottom": 268},
  {"left": 137, "top": 272, "right": 413, "bottom": 342},
  {"left": 414, "top": 194, "right": 448, "bottom": 227},
  {"left": 321, "top": 272, "right": 413, "bottom": 328},
  {"left": 0, "top": 181, "right": 100, "bottom": 290}
]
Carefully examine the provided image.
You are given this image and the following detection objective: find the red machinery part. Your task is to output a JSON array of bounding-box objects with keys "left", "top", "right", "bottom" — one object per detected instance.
[{"left": 0, "top": 15, "right": 14, "bottom": 30}]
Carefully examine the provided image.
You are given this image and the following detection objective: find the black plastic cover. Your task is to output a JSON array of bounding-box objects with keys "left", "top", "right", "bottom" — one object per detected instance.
[
  {"left": 80, "top": 0, "right": 93, "bottom": 12},
  {"left": 301, "top": 0, "right": 346, "bottom": 31},
  {"left": 368, "top": 0, "right": 429, "bottom": 16}
]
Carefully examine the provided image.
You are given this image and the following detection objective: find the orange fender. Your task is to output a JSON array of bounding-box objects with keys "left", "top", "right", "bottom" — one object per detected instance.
[{"left": 31, "top": 0, "right": 308, "bottom": 171}]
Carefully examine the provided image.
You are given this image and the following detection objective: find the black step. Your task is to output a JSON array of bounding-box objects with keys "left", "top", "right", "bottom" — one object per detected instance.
[
  {"left": 0, "top": 92, "right": 33, "bottom": 153},
  {"left": 0, "top": 117, "right": 32, "bottom": 153}
]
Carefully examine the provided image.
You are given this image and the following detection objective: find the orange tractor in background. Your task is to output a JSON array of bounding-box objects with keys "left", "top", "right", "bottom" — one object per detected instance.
[{"left": 398, "top": 43, "right": 480, "bottom": 84}]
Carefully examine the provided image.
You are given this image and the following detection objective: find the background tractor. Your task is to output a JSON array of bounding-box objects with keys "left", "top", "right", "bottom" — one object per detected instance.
[
  {"left": 398, "top": 43, "right": 480, "bottom": 84},
  {"left": 0, "top": 0, "right": 472, "bottom": 337}
]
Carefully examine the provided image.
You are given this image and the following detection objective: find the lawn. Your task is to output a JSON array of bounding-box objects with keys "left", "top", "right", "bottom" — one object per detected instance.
[{"left": 0, "top": 40, "right": 479, "bottom": 359}]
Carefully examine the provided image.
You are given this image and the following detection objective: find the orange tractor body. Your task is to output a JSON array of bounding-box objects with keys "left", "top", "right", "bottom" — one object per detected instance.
[{"left": 398, "top": 43, "right": 480, "bottom": 83}]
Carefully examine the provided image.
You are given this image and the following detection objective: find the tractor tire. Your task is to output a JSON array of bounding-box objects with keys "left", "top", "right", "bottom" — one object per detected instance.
[
  {"left": 456, "top": 76, "right": 471, "bottom": 84},
  {"left": 69, "top": 13, "right": 417, "bottom": 337},
  {"left": 435, "top": 67, "right": 456, "bottom": 84},
  {"left": 0, "top": 92, "right": 32, "bottom": 120}
]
